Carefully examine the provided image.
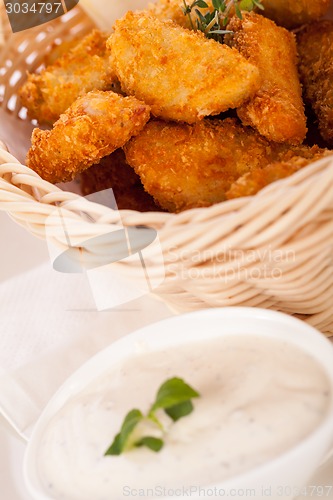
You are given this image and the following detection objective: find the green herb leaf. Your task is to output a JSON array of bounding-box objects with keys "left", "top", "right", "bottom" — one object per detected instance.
[
  {"left": 209, "top": 29, "right": 233, "bottom": 34},
  {"left": 165, "top": 400, "right": 194, "bottom": 421},
  {"left": 234, "top": 2, "right": 242, "bottom": 19},
  {"left": 253, "top": 0, "right": 264, "bottom": 10},
  {"left": 181, "top": 0, "right": 264, "bottom": 41},
  {"left": 195, "top": 0, "right": 209, "bottom": 8},
  {"left": 150, "top": 377, "right": 200, "bottom": 413},
  {"left": 105, "top": 377, "right": 200, "bottom": 457},
  {"left": 212, "top": 0, "right": 223, "bottom": 11},
  {"left": 194, "top": 8, "right": 207, "bottom": 24},
  {"left": 135, "top": 436, "right": 164, "bottom": 452},
  {"left": 239, "top": 0, "right": 253, "bottom": 11},
  {"left": 104, "top": 409, "right": 143, "bottom": 456}
]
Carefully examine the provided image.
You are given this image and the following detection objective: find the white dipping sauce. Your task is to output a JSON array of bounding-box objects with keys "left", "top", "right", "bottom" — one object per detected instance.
[{"left": 37, "top": 336, "right": 330, "bottom": 500}]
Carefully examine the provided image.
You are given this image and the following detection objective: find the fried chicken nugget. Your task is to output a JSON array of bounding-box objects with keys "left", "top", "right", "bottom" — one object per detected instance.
[
  {"left": 108, "top": 11, "right": 260, "bottom": 124},
  {"left": 27, "top": 90, "right": 151, "bottom": 184},
  {"left": 148, "top": 0, "right": 213, "bottom": 28},
  {"left": 226, "top": 147, "right": 329, "bottom": 199},
  {"left": 81, "top": 149, "right": 161, "bottom": 212},
  {"left": 124, "top": 118, "right": 319, "bottom": 213},
  {"left": 297, "top": 21, "right": 333, "bottom": 146},
  {"left": 261, "top": 0, "right": 331, "bottom": 29},
  {"left": 227, "top": 13, "right": 307, "bottom": 145},
  {"left": 44, "top": 38, "right": 81, "bottom": 66},
  {"left": 19, "top": 30, "right": 118, "bottom": 125}
]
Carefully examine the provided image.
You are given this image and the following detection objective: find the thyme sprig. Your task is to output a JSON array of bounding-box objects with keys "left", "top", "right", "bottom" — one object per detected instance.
[{"left": 182, "top": 0, "right": 264, "bottom": 42}]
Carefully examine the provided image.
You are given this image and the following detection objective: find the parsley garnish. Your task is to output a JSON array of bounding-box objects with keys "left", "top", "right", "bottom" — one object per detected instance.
[
  {"left": 104, "top": 377, "right": 200, "bottom": 456},
  {"left": 104, "top": 409, "right": 144, "bottom": 456},
  {"left": 182, "top": 0, "right": 264, "bottom": 42}
]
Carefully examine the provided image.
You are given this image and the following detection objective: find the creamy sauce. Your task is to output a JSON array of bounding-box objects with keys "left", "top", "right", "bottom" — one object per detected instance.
[{"left": 37, "top": 336, "right": 330, "bottom": 500}]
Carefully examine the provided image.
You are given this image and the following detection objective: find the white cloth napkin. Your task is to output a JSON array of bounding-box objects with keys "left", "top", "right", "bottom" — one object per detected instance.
[{"left": 0, "top": 231, "right": 172, "bottom": 439}]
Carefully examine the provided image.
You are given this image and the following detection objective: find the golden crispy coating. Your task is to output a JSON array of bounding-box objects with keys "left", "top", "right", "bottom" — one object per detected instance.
[
  {"left": 297, "top": 21, "right": 333, "bottom": 146},
  {"left": 148, "top": 0, "right": 213, "bottom": 28},
  {"left": 227, "top": 13, "right": 307, "bottom": 145},
  {"left": 19, "top": 30, "right": 118, "bottom": 125},
  {"left": 27, "top": 91, "right": 151, "bottom": 184},
  {"left": 108, "top": 11, "right": 260, "bottom": 124},
  {"left": 226, "top": 148, "right": 330, "bottom": 199},
  {"left": 81, "top": 149, "right": 161, "bottom": 212},
  {"left": 43, "top": 38, "right": 81, "bottom": 66},
  {"left": 124, "top": 118, "right": 319, "bottom": 213},
  {"left": 260, "top": 0, "right": 330, "bottom": 29}
]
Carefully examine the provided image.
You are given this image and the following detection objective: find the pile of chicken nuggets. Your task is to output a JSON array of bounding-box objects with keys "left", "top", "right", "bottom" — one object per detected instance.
[{"left": 20, "top": 0, "right": 333, "bottom": 213}]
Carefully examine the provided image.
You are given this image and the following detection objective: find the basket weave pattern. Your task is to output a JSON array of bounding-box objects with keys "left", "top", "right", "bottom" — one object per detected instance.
[{"left": 0, "top": 7, "right": 333, "bottom": 336}]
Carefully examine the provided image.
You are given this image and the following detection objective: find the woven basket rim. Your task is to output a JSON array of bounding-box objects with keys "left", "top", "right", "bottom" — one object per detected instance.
[
  {"left": 1, "top": 143, "right": 333, "bottom": 226},
  {"left": 1, "top": 85, "right": 333, "bottom": 337}
]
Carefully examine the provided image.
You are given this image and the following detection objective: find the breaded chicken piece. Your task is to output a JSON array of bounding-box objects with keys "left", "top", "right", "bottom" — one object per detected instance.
[
  {"left": 260, "top": 0, "right": 331, "bottom": 29},
  {"left": 44, "top": 38, "right": 81, "bottom": 66},
  {"left": 81, "top": 149, "right": 161, "bottom": 212},
  {"left": 124, "top": 118, "right": 318, "bottom": 213},
  {"left": 297, "top": 21, "right": 333, "bottom": 146},
  {"left": 227, "top": 13, "right": 307, "bottom": 145},
  {"left": 27, "top": 91, "right": 151, "bottom": 184},
  {"left": 19, "top": 30, "right": 118, "bottom": 125},
  {"left": 148, "top": 0, "right": 213, "bottom": 28},
  {"left": 226, "top": 147, "right": 330, "bottom": 199},
  {"left": 108, "top": 11, "right": 260, "bottom": 124}
]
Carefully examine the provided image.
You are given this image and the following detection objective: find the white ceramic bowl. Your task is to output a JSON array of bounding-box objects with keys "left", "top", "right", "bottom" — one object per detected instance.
[{"left": 24, "top": 308, "right": 333, "bottom": 500}]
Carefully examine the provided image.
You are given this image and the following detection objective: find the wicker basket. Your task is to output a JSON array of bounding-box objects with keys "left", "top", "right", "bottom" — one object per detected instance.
[{"left": 1, "top": 4, "right": 333, "bottom": 336}]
